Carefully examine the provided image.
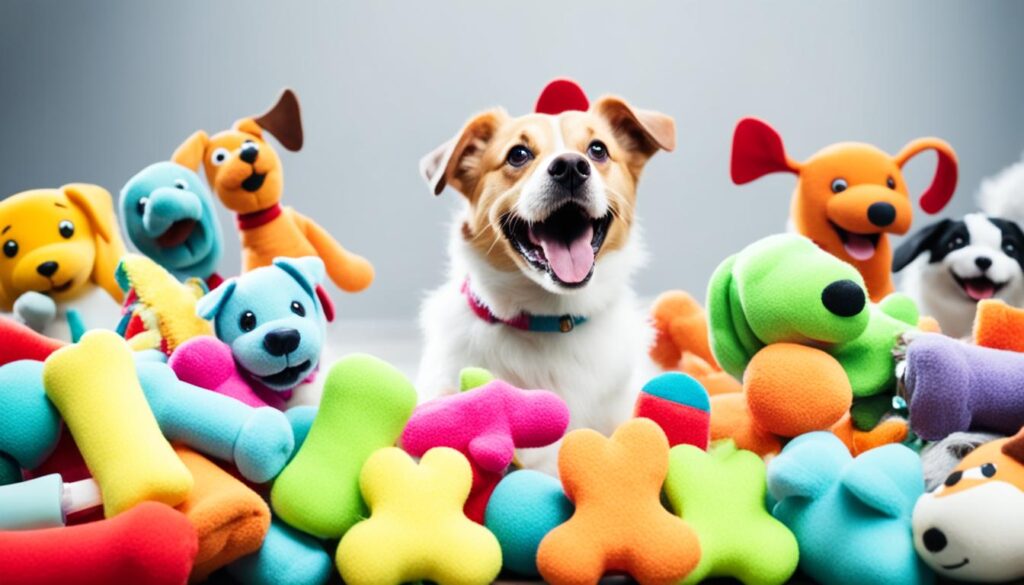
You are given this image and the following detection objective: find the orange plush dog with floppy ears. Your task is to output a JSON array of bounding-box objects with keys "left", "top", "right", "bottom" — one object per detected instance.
[
  {"left": 731, "top": 117, "right": 958, "bottom": 301},
  {"left": 172, "top": 89, "right": 374, "bottom": 293}
]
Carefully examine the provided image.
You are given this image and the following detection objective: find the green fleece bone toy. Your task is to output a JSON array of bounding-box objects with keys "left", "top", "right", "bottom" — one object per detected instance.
[{"left": 708, "top": 234, "right": 918, "bottom": 446}]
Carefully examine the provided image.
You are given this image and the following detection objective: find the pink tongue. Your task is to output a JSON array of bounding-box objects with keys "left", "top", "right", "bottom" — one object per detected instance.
[
  {"left": 843, "top": 233, "right": 876, "bottom": 261},
  {"left": 532, "top": 224, "right": 595, "bottom": 284},
  {"left": 965, "top": 280, "right": 995, "bottom": 301}
]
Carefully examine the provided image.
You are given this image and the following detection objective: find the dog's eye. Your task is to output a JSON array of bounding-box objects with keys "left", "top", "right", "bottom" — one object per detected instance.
[
  {"left": 586, "top": 140, "right": 609, "bottom": 162},
  {"left": 136, "top": 197, "right": 148, "bottom": 216},
  {"left": 290, "top": 301, "right": 306, "bottom": 317},
  {"left": 211, "top": 148, "right": 230, "bottom": 166},
  {"left": 830, "top": 178, "right": 848, "bottom": 193},
  {"left": 506, "top": 145, "right": 533, "bottom": 168},
  {"left": 58, "top": 221, "right": 74, "bottom": 239},
  {"left": 239, "top": 311, "right": 257, "bottom": 332},
  {"left": 174, "top": 179, "right": 188, "bottom": 190},
  {"left": 3, "top": 240, "right": 17, "bottom": 258},
  {"left": 886, "top": 176, "right": 896, "bottom": 189}
]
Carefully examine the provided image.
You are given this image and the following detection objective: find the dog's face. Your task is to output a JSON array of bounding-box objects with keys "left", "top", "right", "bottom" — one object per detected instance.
[
  {"left": 913, "top": 435, "right": 1024, "bottom": 582},
  {"left": 120, "top": 161, "right": 223, "bottom": 277},
  {"left": 0, "top": 185, "right": 124, "bottom": 309},
  {"left": 172, "top": 89, "right": 304, "bottom": 215},
  {"left": 894, "top": 214, "right": 1024, "bottom": 303},
  {"left": 421, "top": 96, "right": 674, "bottom": 292},
  {"left": 197, "top": 256, "right": 328, "bottom": 392}
]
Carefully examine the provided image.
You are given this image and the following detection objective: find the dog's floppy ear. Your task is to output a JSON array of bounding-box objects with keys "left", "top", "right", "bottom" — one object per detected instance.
[
  {"left": 731, "top": 117, "right": 801, "bottom": 185},
  {"left": 892, "top": 218, "right": 951, "bottom": 272},
  {"left": 894, "top": 138, "right": 958, "bottom": 214},
  {"left": 592, "top": 95, "right": 675, "bottom": 161},
  {"left": 271, "top": 256, "right": 334, "bottom": 322},
  {"left": 706, "top": 254, "right": 759, "bottom": 379},
  {"left": 172, "top": 131, "right": 210, "bottom": 172},
  {"left": 62, "top": 184, "right": 125, "bottom": 303},
  {"left": 252, "top": 88, "right": 303, "bottom": 152},
  {"left": 420, "top": 108, "right": 509, "bottom": 197},
  {"left": 196, "top": 279, "right": 237, "bottom": 321}
]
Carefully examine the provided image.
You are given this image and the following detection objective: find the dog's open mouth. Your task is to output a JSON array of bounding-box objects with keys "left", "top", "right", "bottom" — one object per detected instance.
[
  {"left": 501, "top": 204, "right": 612, "bottom": 287},
  {"left": 952, "top": 272, "right": 1006, "bottom": 302},
  {"left": 941, "top": 558, "right": 969, "bottom": 570},
  {"left": 156, "top": 219, "right": 197, "bottom": 248},
  {"left": 242, "top": 172, "right": 267, "bottom": 193},
  {"left": 830, "top": 221, "right": 881, "bottom": 261},
  {"left": 259, "top": 360, "right": 311, "bottom": 387}
]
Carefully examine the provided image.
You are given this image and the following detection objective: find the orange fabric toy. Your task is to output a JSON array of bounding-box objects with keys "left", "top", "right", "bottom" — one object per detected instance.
[
  {"left": 973, "top": 299, "right": 1024, "bottom": 352},
  {"left": 172, "top": 89, "right": 373, "bottom": 294},
  {"left": 731, "top": 117, "right": 958, "bottom": 301},
  {"left": 536, "top": 418, "right": 700, "bottom": 585},
  {"left": 649, "top": 291, "right": 741, "bottom": 396}
]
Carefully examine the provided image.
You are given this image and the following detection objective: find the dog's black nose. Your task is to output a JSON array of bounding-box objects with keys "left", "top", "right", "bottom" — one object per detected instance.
[
  {"left": 547, "top": 153, "right": 590, "bottom": 193},
  {"left": 867, "top": 202, "right": 896, "bottom": 227},
  {"left": 36, "top": 261, "right": 59, "bottom": 278},
  {"left": 263, "top": 328, "right": 300, "bottom": 356},
  {"left": 239, "top": 142, "right": 259, "bottom": 164},
  {"left": 922, "top": 528, "right": 947, "bottom": 553},
  {"left": 821, "top": 279, "right": 866, "bottom": 317},
  {"left": 975, "top": 256, "right": 993, "bottom": 271}
]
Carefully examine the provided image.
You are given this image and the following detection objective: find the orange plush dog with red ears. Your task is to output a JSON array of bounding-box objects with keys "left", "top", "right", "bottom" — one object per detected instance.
[{"left": 731, "top": 117, "right": 958, "bottom": 301}]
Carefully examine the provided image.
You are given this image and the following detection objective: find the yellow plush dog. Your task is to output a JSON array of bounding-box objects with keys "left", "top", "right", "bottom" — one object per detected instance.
[{"left": 0, "top": 184, "right": 125, "bottom": 335}]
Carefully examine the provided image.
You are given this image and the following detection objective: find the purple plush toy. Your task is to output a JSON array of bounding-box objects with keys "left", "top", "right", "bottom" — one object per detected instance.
[{"left": 902, "top": 332, "right": 1024, "bottom": 440}]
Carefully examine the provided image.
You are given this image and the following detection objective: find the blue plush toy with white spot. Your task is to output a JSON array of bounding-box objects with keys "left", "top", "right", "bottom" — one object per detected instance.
[
  {"left": 196, "top": 256, "right": 333, "bottom": 394},
  {"left": 119, "top": 161, "right": 224, "bottom": 287}
]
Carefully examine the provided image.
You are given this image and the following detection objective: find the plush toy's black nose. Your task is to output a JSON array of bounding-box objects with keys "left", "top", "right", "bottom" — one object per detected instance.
[
  {"left": 922, "top": 528, "right": 947, "bottom": 553},
  {"left": 821, "top": 279, "right": 866, "bottom": 317},
  {"left": 975, "top": 256, "right": 993, "bottom": 271},
  {"left": 240, "top": 142, "right": 259, "bottom": 164},
  {"left": 36, "top": 261, "right": 58, "bottom": 278},
  {"left": 867, "top": 202, "right": 896, "bottom": 227},
  {"left": 547, "top": 153, "right": 590, "bottom": 193},
  {"left": 263, "top": 328, "right": 300, "bottom": 356}
]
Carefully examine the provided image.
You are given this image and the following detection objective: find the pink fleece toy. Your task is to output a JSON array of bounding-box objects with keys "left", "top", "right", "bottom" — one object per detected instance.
[
  {"left": 400, "top": 379, "right": 570, "bottom": 522},
  {"left": 168, "top": 336, "right": 289, "bottom": 410}
]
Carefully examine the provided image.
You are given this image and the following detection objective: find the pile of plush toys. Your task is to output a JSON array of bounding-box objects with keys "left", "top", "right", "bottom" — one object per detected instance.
[{"left": 2, "top": 80, "right": 1024, "bottom": 585}]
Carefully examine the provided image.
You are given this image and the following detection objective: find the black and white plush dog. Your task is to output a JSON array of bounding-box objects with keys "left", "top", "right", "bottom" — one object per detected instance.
[{"left": 894, "top": 213, "right": 1024, "bottom": 338}]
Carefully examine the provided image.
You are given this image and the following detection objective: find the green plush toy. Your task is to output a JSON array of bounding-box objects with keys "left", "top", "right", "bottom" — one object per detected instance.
[
  {"left": 664, "top": 441, "right": 798, "bottom": 585},
  {"left": 708, "top": 234, "right": 917, "bottom": 429}
]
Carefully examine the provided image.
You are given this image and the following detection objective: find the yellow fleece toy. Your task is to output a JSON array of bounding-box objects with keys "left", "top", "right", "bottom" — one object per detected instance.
[
  {"left": 336, "top": 447, "right": 502, "bottom": 585},
  {"left": 116, "top": 254, "right": 212, "bottom": 353}
]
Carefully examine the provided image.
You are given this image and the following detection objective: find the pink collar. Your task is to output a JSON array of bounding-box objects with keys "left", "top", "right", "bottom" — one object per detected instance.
[
  {"left": 236, "top": 203, "right": 283, "bottom": 230},
  {"left": 461, "top": 279, "right": 586, "bottom": 333}
]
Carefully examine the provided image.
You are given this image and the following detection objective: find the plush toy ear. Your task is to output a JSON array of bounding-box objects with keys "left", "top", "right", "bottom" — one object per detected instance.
[
  {"left": 730, "top": 117, "right": 801, "bottom": 185},
  {"left": 233, "top": 118, "right": 264, "bottom": 139},
  {"left": 1001, "top": 427, "right": 1024, "bottom": 465},
  {"left": 172, "top": 131, "right": 210, "bottom": 172},
  {"left": 706, "top": 254, "right": 756, "bottom": 379},
  {"left": 252, "top": 88, "right": 303, "bottom": 152},
  {"left": 63, "top": 184, "right": 125, "bottom": 303},
  {"left": 272, "top": 256, "right": 333, "bottom": 321},
  {"left": 892, "top": 219, "right": 952, "bottom": 272},
  {"left": 592, "top": 95, "right": 676, "bottom": 157},
  {"left": 196, "top": 279, "right": 237, "bottom": 321},
  {"left": 894, "top": 138, "right": 958, "bottom": 214},
  {"left": 419, "top": 108, "right": 508, "bottom": 197}
]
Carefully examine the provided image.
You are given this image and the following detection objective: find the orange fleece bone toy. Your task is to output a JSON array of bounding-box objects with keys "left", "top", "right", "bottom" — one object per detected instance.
[
  {"left": 172, "top": 89, "right": 374, "bottom": 293},
  {"left": 731, "top": 117, "right": 958, "bottom": 301}
]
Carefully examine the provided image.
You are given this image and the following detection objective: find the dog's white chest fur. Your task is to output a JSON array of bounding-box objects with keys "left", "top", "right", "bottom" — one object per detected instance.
[{"left": 417, "top": 221, "right": 652, "bottom": 474}]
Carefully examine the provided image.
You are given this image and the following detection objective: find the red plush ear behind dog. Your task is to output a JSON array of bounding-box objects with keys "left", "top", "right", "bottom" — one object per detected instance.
[
  {"left": 893, "top": 138, "right": 958, "bottom": 214},
  {"left": 730, "top": 117, "right": 800, "bottom": 184}
]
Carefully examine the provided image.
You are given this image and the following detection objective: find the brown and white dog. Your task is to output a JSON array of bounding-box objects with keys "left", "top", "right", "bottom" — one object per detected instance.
[{"left": 417, "top": 80, "right": 675, "bottom": 472}]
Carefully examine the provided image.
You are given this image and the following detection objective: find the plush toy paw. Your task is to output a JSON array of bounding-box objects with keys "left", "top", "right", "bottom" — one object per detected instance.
[
  {"left": 13, "top": 291, "right": 56, "bottom": 333},
  {"left": 484, "top": 470, "right": 574, "bottom": 577},
  {"left": 537, "top": 418, "right": 700, "bottom": 585},
  {"left": 633, "top": 372, "right": 711, "bottom": 449},
  {"left": 649, "top": 290, "right": 716, "bottom": 370},
  {"left": 400, "top": 378, "right": 570, "bottom": 522},
  {"left": 271, "top": 354, "right": 417, "bottom": 539},
  {"left": 336, "top": 447, "right": 502, "bottom": 585},
  {"left": 664, "top": 441, "right": 798, "bottom": 585}
]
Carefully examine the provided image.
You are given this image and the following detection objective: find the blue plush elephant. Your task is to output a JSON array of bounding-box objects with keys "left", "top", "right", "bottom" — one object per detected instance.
[{"left": 119, "top": 161, "right": 223, "bottom": 284}]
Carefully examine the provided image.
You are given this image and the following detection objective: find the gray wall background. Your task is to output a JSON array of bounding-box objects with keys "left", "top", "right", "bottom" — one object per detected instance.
[{"left": 2, "top": 1, "right": 1022, "bottom": 320}]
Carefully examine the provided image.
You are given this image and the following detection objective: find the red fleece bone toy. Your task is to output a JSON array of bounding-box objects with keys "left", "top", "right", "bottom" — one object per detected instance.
[{"left": 400, "top": 379, "right": 570, "bottom": 522}]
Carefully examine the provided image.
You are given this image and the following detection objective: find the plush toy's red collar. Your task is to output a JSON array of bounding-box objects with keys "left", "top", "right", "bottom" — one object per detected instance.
[{"left": 236, "top": 203, "right": 283, "bottom": 230}]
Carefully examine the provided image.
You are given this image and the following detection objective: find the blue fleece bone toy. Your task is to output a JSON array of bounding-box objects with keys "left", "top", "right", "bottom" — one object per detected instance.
[
  {"left": 120, "top": 162, "right": 224, "bottom": 286},
  {"left": 0, "top": 360, "right": 62, "bottom": 483}
]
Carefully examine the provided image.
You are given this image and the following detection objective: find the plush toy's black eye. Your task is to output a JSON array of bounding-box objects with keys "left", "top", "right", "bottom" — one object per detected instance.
[
  {"left": 174, "top": 179, "right": 188, "bottom": 190},
  {"left": 291, "top": 301, "right": 306, "bottom": 317},
  {"left": 3, "top": 240, "right": 17, "bottom": 258},
  {"left": 886, "top": 176, "right": 896, "bottom": 189},
  {"left": 136, "top": 197, "right": 148, "bottom": 216},
  {"left": 1004, "top": 241, "right": 1017, "bottom": 255},
  {"left": 949, "top": 236, "right": 965, "bottom": 250},
  {"left": 981, "top": 463, "right": 997, "bottom": 478},
  {"left": 239, "top": 311, "right": 257, "bottom": 332},
  {"left": 831, "top": 178, "right": 848, "bottom": 193},
  {"left": 58, "top": 220, "right": 74, "bottom": 239},
  {"left": 211, "top": 148, "right": 230, "bottom": 166},
  {"left": 506, "top": 145, "right": 533, "bottom": 168},
  {"left": 586, "top": 140, "right": 609, "bottom": 162},
  {"left": 944, "top": 470, "right": 963, "bottom": 487}
]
